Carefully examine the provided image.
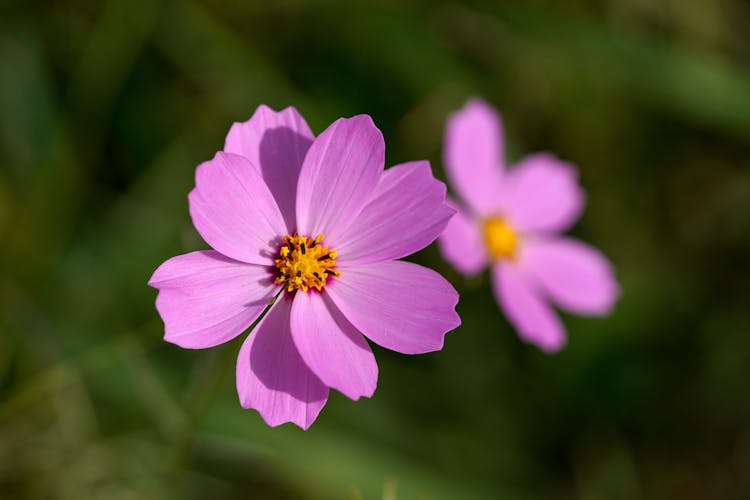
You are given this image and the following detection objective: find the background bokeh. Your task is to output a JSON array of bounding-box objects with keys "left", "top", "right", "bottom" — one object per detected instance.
[{"left": 2, "top": 1, "right": 750, "bottom": 498}]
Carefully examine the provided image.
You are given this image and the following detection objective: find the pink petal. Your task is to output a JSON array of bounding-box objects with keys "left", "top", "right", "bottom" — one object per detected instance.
[
  {"left": 444, "top": 98, "right": 505, "bottom": 215},
  {"left": 524, "top": 237, "right": 619, "bottom": 315},
  {"left": 289, "top": 291, "right": 377, "bottom": 400},
  {"left": 224, "top": 105, "right": 314, "bottom": 231},
  {"left": 504, "top": 153, "right": 585, "bottom": 233},
  {"left": 335, "top": 161, "right": 454, "bottom": 265},
  {"left": 437, "top": 199, "right": 488, "bottom": 276},
  {"left": 236, "top": 295, "right": 329, "bottom": 430},
  {"left": 188, "top": 152, "right": 287, "bottom": 265},
  {"left": 327, "top": 260, "right": 460, "bottom": 354},
  {"left": 491, "top": 262, "right": 566, "bottom": 353},
  {"left": 295, "top": 115, "right": 384, "bottom": 246},
  {"left": 148, "top": 251, "right": 277, "bottom": 349}
]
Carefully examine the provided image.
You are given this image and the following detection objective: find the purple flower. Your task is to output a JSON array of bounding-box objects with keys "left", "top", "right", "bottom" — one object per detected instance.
[
  {"left": 149, "top": 105, "right": 460, "bottom": 429},
  {"left": 438, "top": 99, "right": 619, "bottom": 353}
]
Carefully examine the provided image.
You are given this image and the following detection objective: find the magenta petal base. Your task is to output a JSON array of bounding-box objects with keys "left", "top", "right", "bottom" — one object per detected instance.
[{"left": 236, "top": 296, "right": 328, "bottom": 430}]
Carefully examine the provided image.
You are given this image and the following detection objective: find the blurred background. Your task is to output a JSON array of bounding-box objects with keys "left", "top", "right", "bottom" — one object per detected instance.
[{"left": 2, "top": 0, "right": 750, "bottom": 498}]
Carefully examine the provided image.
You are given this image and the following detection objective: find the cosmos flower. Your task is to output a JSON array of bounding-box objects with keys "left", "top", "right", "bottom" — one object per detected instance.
[
  {"left": 438, "top": 99, "right": 618, "bottom": 352},
  {"left": 149, "top": 105, "right": 460, "bottom": 429}
]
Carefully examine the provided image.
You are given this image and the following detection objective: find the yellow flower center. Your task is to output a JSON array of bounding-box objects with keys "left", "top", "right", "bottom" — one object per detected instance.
[
  {"left": 274, "top": 234, "right": 341, "bottom": 293},
  {"left": 482, "top": 217, "right": 519, "bottom": 260}
]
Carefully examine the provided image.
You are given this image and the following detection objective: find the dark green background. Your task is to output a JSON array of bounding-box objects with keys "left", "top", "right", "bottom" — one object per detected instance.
[{"left": 2, "top": 1, "right": 749, "bottom": 498}]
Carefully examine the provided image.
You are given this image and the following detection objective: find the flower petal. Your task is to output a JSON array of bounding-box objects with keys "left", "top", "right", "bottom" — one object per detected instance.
[
  {"left": 491, "top": 262, "right": 566, "bottom": 353},
  {"left": 290, "top": 291, "right": 377, "bottom": 400},
  {"left": 188, "top": 152, "right": 287, "bottom": 265},
  {"left": 327, "top": 261, "right": 460, "bottom": 355},
  {"left": 236, "top": 295, "right": 329, "bottom": 430},
  {"left": 295, "top": 115, "right": 384, "bottom": 246},
  {"left": 524, "top": 237, "right": 619, "bottom": 315},
  {"left": 504, "top": 153, "right": 585, "bottom": 233},
  {"left": 224, "top": 105, "right": 314, "bottom": 231},
  {"left": 444, "top": 98, "right": 505, "bottom": 215},
  {"left": 335, "top": 161, "right": 454, "bottom": 265},
  {"left": 148, "top": 251, "right": 277, "bottom": 349},
  {"left": 437, "top": 199, "right": 488, "bottom": 276}
]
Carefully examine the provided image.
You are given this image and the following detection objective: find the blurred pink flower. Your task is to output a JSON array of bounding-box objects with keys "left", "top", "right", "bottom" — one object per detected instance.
[
  {"left": 438, "top": 99, "right": 619, "bottom": 353},
  {"left": 149, "top": 105, "right": 459, "bottom": 429}
]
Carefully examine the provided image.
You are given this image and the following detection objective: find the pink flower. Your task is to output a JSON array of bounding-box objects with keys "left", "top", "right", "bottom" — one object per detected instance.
[
  {"left": 149, "top": 105, "right": 460, "bottom": 429},
  {"left": 438, "top": 99, "right": 619, "bottom": 353}
]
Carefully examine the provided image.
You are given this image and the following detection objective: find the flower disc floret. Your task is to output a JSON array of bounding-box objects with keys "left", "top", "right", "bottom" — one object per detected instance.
[
  {"left": 274, "top": 234, "right": 341, "bottom": 292},
  {"left": 482, "top": 216, "right": 519, "bottom": 260}
]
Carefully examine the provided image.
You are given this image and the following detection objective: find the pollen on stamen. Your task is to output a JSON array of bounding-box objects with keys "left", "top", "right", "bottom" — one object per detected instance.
[{"left": 274, "top": 233, "right": 341, "bottom": 293}]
